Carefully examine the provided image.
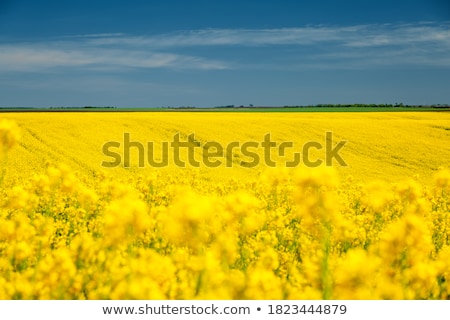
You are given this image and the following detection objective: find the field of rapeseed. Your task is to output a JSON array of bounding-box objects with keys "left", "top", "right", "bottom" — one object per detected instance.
[{"left": 1, "top": 112, "right": 450, "bottom": 299}]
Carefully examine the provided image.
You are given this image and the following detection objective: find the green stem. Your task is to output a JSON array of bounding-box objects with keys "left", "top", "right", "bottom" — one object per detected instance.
[{"left": 321, "top": 223, "right": 332, "bottom": 300}]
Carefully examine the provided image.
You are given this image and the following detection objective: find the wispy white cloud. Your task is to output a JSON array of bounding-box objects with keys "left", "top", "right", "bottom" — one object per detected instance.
[
  {"left": 83, "top": 26, "right": 363, "bottom": 47},
  {"left": 343, "top": 23, "right": 450, "bottom": 47},
  {"left": 0, "top": 43, "right": 229, "bottom": 72},
  {"left": 82, "top": 22, "right": 450, "bottom": 48},
  {"left": 0, "top": 22, "right": 448, "bottom": 72}
]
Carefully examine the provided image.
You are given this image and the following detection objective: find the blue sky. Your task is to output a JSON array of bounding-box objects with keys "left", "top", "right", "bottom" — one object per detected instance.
[{"left": 0, "top": 0, "right": 449, "bottom": 108}]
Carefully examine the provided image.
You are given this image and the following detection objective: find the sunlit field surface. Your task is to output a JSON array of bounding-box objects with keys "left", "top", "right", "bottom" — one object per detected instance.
[{"left": 1, "top": 111, "right": 450, "bottom": 299}]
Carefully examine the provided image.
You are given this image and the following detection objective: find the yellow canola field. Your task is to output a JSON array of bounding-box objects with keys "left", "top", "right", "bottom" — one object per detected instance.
[
  {"left": 0, "top": 111, "right": 450, "bottom": 299},
  {"left": 2, "top": 111, "right": 450, "bottom": 184}
]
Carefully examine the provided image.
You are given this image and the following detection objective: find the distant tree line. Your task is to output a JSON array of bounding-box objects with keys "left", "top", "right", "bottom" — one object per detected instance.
[
  {"left": 167, "top": 106, "right": 196, "bottom": 109},
  {"left": 49, "top": 106, "right": 117, "bottom": 109},
  {"left": 282, "top": 103, "right": 449, "bottom": 108},
  {"left": 210, "top": 103, "right": 450, "bottom": 109}
]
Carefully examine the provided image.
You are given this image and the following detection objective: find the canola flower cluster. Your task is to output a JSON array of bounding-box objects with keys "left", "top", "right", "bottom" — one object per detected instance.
[{"left": 1, "top": 119, "right": 450, "bottom": 299}]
